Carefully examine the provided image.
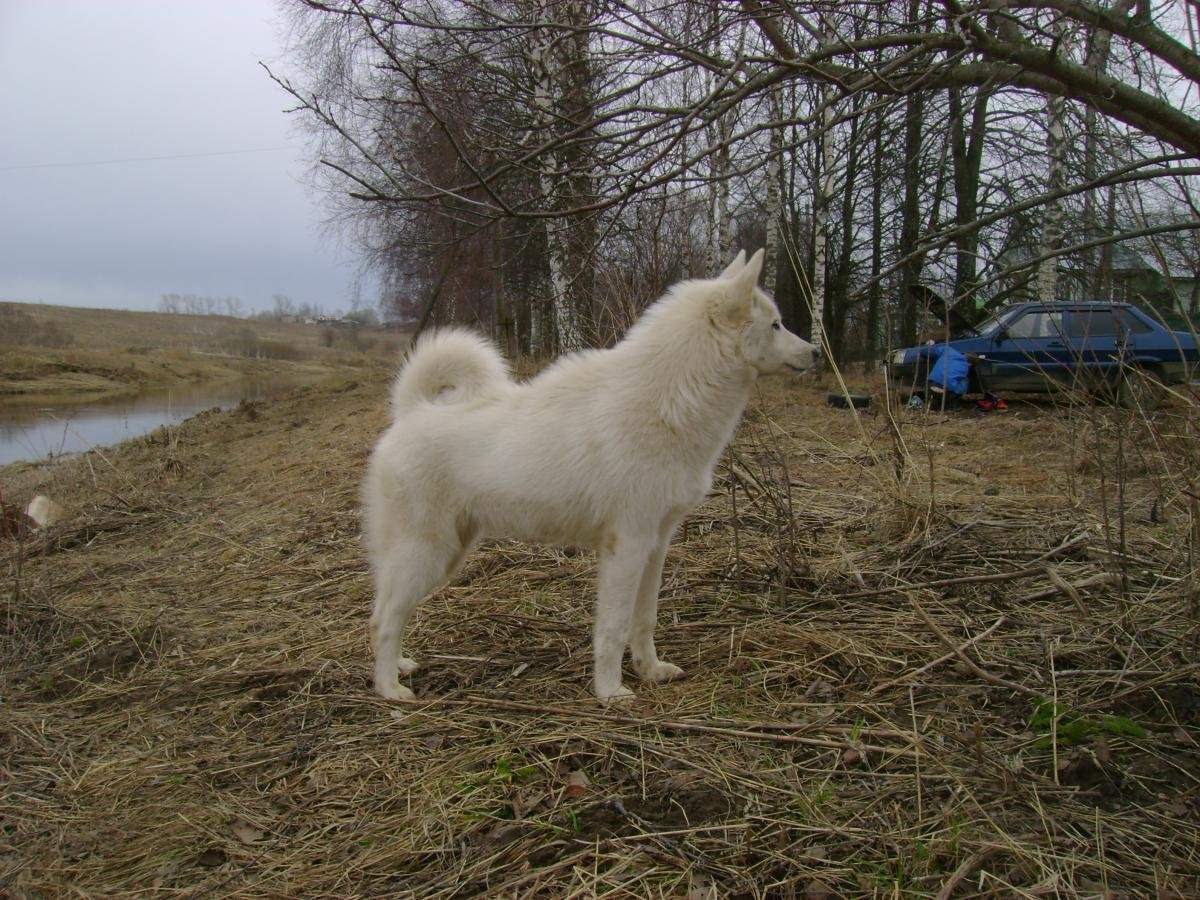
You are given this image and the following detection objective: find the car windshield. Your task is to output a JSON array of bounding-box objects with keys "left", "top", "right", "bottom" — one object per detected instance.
[{"left": 955, "top": 307, "right": 1019, "bottom": 339}]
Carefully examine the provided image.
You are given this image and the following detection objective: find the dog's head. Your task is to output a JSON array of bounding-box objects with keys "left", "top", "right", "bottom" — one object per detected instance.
[{"left": 708, "top": 248, "right": 819, "bottom": 376}]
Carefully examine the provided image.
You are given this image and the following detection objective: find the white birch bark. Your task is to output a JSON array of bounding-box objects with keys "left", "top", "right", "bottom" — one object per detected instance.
[
  {"left": 528, "top": 5, "right": 585, "bottom": 353},
  {"left": 1037, "top": 93, "right": 1068, "bottom": 301},
  {"left": 810, "top": 88, "right": 835, "bottom": 354},
  {"left": 705, "top": 116, "right": 720, "bottom": 274},
  {"left": 705, "top": 8, "right": 744, "bottom": 274},
  {"left": 1037, "top": 16, "right": 1072, "bottom": 302},
  {"left": 528, "top": 28, "right": 560, "bottom": 353},
  {"left": 763, "top": 84, "right": 783, "bottom": 294},
  {"left": 716, "top": 122, "right": 733, "bottom": 264}
]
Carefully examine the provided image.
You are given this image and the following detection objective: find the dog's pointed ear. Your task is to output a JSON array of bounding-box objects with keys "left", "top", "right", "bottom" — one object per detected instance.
[
  {"left": 732, "top": 248, "right": 765, "bottom": 293},
  {"left": 711, "top": 248, "right": 766, "bottom": 326},
  {"left": 717, "top": 249, "right": 746, "bottom": 279}
]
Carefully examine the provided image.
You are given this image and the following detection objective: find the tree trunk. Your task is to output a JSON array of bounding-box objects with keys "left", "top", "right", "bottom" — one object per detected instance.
[
  {"left": 828, "top": 94, "right": 862, "bottom": 363},
  {"left": 763, "top": 85, "right": 783, "bottom": 294},
  {"left": 810, "top": 14, "right": 835, "bottom": 356},
  {"left": 1037, "top": 15, "right": 1072, "bottom": 302},
  {"left": 528, "top": 0, "right": 595, "bottom": 354},
  {"left": 716, "top": 122, "right": 734, "bottom": 264},
  {"left": 1036, "top": 99, "right": 1067, "bottom": 302},
  {"left": 1082, "top": 0, "right": 1134, "bottom": 295},
  {"left": 1098, "top": 184, "right": 1117, "bottom": 299},
  {"left": 865, "top": 103, "right": 884, "bottom": 368},
  {"left": 949, "top": 86, "right": 990, "bottom": 307},
  {"left": 556, "top": 1, "right": 597, "bottom": 345},
  {"left": 810, "top": 120, "right": 829, "bottom": 354},
  {"left": 705, "top": 121, "right": 719, "bottom": 274},
  {"left": 492, "top": 223, "right": 515, "bottom": 358},
  {"left": 897, "top": 80, "right": 925, "bottom": 343}
]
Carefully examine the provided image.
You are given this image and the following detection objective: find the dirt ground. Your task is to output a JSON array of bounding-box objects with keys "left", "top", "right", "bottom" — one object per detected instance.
[{"left": 2, "top": 371, "right": 1199, "bottom": 897}]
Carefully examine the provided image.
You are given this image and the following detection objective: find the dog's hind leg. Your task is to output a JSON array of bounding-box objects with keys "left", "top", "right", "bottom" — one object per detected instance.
[
  {"left": 369, "top": 528, "right": 467, "bottom": 701},
  {"left": 593, "top": 533, "right": 655, "bottom": 702},
  {"left": 630, "top": 521, "right": 684, "bottom": 684}
]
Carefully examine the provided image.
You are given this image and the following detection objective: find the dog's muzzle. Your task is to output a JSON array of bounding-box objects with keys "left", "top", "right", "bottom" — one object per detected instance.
[
  {"left": 786, "top": 351, "right": 819, "bottom": 373},
  {"left": 787, "top": 347, "right": 821, "bottom": 373}
]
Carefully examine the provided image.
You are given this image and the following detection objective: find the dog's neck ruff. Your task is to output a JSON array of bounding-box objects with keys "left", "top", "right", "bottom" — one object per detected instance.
[{"left": 621, "top": 292, "right": 755, "bottom": 463}]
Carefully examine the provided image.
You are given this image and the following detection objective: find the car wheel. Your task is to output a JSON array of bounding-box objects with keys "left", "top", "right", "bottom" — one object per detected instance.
[{"left": 1116, "top": 367, "right": 1165, "bottom": 413}]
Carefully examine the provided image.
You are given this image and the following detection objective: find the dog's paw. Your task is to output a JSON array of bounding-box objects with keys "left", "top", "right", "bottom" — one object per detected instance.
[
  {"left": 396, "top": 656, "right": 420, "bottom": 676},
  {"left": 637, "top": 660, "right": 684, "bottom": 683},
  {"left": 376, "top": 678, "right": 417, "bottom": 701},
  {"left": 597, "top": 684, "right": 636, "bottom": 704}
]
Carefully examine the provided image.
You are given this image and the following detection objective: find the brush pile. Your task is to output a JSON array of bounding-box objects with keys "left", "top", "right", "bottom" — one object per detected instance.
[{"left": 3, "top": 375, "right": 1198, "bottom": 896}]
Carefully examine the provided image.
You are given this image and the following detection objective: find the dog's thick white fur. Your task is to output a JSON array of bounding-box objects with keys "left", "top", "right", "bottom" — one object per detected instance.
[{"left": 363, "top": 248, "right": 817, "bottom": 702}]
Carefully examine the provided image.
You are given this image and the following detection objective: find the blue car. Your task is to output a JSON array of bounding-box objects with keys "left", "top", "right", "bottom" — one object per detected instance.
[{"left": 887, "top": 302, "right": 1198, "bottom": 405}]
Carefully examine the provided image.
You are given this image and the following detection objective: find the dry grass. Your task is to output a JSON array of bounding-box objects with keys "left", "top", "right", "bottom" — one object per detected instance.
[
  {"left": 2, "top": 372, "right": 1199, "bottom": 897},
  {"left": 0, "top": 302, "right": 401, "bottom": 399}
]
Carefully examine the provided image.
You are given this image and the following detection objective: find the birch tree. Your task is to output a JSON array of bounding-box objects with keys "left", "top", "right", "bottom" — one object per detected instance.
[
  {"left": 809, "top": 15, "right": 835, "bottom": 356},
  {"left": 1036, "top": 14, "right": 1073, "bottom": 302},
  {"left": 277, "top": 0, "right": 1200, "bottom": 361}
]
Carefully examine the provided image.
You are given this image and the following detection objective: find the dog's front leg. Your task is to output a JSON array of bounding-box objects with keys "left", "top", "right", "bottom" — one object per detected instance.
[
  {"left": 630, "top": 534, "right": 684, "bottom": 684},
  {"left": 593, "top": 536, "right": 650, "bottom": 702}
]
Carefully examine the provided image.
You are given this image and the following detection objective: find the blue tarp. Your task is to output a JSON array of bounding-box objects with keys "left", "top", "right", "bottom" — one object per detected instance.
[{"left": 927, "top": 344, "right": 970, "bottom": 396}]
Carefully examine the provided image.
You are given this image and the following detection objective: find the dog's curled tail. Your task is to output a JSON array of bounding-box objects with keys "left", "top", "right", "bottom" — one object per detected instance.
[{"left": 391, "top": 328, "right": 511, "bottom": 416}]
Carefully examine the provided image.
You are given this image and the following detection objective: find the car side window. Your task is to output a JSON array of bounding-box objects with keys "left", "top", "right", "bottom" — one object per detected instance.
[
  {"left": 1115, "top": 309, "right": 1153, "bottom": 334},
  {"left": 1067, "top": 310, "right": 1120, "bottom": 337},
  {"left": 1006, "top": 310, "right": 1064, "bottom": 339}
]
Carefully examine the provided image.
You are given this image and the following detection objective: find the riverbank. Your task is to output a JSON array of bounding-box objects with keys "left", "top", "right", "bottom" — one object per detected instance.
[
  {"left": 0, "top": 302, "right": 398, "bottom": 400},
  {"left": 3, "top": 375, "right": 1199, "bottom": 895},
  {"left": 0, "top": 346, "right": 357, "bottom": 401},
  {"left": 0, "top": 377, "right": 322, "bottom": 467}
]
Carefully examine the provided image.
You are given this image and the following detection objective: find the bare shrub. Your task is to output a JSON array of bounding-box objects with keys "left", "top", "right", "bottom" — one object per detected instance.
[
  {"left": 219, "top": 326, "right": 261, "bottom": 358},
  {"left": 217, "top": 326, "right": 306, "bottom": 361},
  {"left": 255, "top": 339, "right": 307, "bottom": 361},
  {"left": 339, "top": 329, "right": 373, "bottom": 353}
]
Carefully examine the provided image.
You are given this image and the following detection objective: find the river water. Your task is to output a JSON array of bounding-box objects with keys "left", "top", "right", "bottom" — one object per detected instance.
[{"left": 0, "top": 379, "right": 295, "bottom": 466}]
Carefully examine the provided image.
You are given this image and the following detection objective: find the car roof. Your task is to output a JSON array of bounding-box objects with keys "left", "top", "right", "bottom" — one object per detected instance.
[{"left": 1016, "top": 300, "right": 1131, "bottom": 308}]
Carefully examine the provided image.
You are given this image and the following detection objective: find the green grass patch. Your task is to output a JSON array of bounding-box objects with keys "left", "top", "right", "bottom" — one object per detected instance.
[{"left": 1028, "top": 699, "right": 1147, "bottom": 749}]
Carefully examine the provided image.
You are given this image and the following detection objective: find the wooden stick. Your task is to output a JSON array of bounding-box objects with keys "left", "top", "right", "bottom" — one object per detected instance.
[
  {"left": 869, "top": 616, "right": 1007, "bottom": 695},
  {"left": 837, "top": 565, "right": 1046, "bottom": 600},
  {"left": 836, "top": 534, "right": 1091, "bottom": 600},
  {"left": 386, "top": 694, "right": 920, "bottom": 758},
  {"left": 1015, "top": 571, "right": 1121, "bottom": 604},
  {"left": 1045, "top": 567, "right": 1086, "bottom": 613},
  {"left": 908, "top": 595, "right": 1041, "bottom": 698},
  {"left": 935, "top": 845, "right": 1002, "bottom": 900}
]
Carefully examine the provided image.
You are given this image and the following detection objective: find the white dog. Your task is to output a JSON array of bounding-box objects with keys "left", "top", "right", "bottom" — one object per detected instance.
[{"left": 363, "top": 248, "right": 817, "bottom": 702}]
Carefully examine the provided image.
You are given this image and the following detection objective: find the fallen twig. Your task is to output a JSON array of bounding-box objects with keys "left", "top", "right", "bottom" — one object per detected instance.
[
  {"left": 935, "top": 845, "right": 1003, "bottom": 900},
  {"left": 1016, "top": 571, "right": 1122, "bottom": 603},
  {"left": 836, "top": 534, "right": 1092, "bottom": 600},
  {"left": 869, "top": 616, "right": 1007, "bottom": 695},
  {"left": 388, "top": 694, "right": 921, "bottom": 758},
  {"left": 908, "top": 594, "right": 1041, "bottom": 698}
]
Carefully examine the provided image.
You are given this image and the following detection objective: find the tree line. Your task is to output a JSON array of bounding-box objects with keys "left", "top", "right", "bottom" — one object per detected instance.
[
  {"left": 158, "top": 293, "right": 245, "bottom": 318},
  {"left": 157, "top": 292, "right": 381, "bottom": 325},
  {"left": 275, "top": 0, "right": 1200, "bottom": 363}
]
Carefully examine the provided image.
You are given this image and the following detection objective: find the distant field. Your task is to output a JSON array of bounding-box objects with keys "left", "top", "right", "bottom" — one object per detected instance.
[{"left": 0, "top": 302, "right": 405, "bottom": 398}]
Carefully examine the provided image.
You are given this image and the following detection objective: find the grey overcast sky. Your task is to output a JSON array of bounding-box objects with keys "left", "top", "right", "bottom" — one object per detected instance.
[{"left": 0, "top": 0, "right": 363, "bottom": 314}]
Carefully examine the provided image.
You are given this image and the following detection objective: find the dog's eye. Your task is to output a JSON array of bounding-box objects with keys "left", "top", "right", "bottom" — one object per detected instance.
[{"left": 772, "top": 321, "right": 781, "bottom": 331}]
